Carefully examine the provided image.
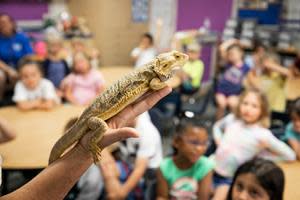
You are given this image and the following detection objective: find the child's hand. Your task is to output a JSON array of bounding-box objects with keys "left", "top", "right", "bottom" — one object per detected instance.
[
  {"left": 262, "top": 58, "right": 276, "bottom": 70},
  {"left": 99, "top": 150, "right": 119, "bottom": 179}
]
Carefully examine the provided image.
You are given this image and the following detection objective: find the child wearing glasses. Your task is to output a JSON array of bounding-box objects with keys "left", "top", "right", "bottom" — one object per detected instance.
[{"left": 156, "top": 120, "right": 214, "bottom": 200}]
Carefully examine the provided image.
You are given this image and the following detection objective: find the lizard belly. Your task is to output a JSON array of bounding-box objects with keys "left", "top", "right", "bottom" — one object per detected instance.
[{"left": 98, "top": 84, "right": 150, "bottom": 120}]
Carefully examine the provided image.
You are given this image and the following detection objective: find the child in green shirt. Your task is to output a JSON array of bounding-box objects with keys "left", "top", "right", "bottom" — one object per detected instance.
[
  {"left": 156, "top": 120, "right": 214, "bottom": 200},
  {"left": 180, "top": 43, "right": 204, "bottom": 95}
]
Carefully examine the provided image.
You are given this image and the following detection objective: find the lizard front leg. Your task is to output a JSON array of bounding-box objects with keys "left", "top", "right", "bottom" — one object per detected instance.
[
  {"left": 150, "top": 77, "right": 168, "bottom": 90},
  {"left": 87, "top": 117, "right": 108, "bottom": 163}
]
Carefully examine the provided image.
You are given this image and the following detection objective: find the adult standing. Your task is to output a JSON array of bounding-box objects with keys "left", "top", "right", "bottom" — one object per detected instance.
[{"left": 0, "top": 13, "right": 33, "bottom": 101}]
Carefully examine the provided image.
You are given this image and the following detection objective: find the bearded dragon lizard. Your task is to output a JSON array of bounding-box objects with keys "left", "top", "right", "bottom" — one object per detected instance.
[{"left": 49, "top": 50, "right": 188, "bottom": 164}]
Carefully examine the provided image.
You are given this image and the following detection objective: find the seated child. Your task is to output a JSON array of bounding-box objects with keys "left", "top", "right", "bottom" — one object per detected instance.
[
  {"left": 215, "top": 44, "right": 250, "bottom": 119},
  {"left": 61, "top": 52, "right": 105, "bottom": 106},
  {"left": 131, "top": 33, "right": 157, "bottom": 68},
  {"left": 156, "top": 120, "right": 214, "bottom": 200},
  {"left": 100, "top": 112, "right": 162, "bottom": 200},
  {"left": 254, "top": 56, "right": 300, "bottom": 111},
  {"left": 12, "top": 58, "right": 60, "bottom": 110},
  {"left": 283, "top": 98, "right": 300, "bottom": 160},
  {"left": 179, "top": 43, "right": 204, "bottom": 95},
  {"left": 244, "top": 52, "right": 286, "bottom": 112},
  {"left": 227, "top": 158, "right": 284, "bottom": 200},
  {"left": 66, "top": 37, "right": 100, "bottom": 69},
  {"left": 212, "top": 89, "right": 295, "bottom": 200},
  {"left": 43, "top": 36, "right": 70, "bottom": 96}
]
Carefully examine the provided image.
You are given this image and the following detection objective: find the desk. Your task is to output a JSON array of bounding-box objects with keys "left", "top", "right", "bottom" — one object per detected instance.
[
  {"left": 0, "top": 105, "right": 84, "bottom": 169},
  {"left": 279, "top": 162, "right": 300, "bottom": 200}
]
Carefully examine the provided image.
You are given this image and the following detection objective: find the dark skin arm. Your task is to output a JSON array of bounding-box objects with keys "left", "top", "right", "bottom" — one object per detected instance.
[
  {"left": 156, "top": 168, "right": 169, "bottom": 200},
  {"left": 0, "top": 86, "right": 172, "bottom": 200},
  {"left": 197, "top": 171, "right": 213, "bottom": 200}
]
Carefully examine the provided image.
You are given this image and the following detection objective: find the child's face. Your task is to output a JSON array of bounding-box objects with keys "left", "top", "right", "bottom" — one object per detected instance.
[
  {"left": 292, "top": 113, "right": 300, "bottom": 133},
  {"left": 239, "top": 92, "right": 262, "bottom": 125},
  {"left": 48, "top": 42, "right": 62, "bottom": 55},
  {"left": 140, "top": 36, "right": 151, "bottom": 48},
  {"left": 20, "top": 64, "right": 42, "bottom": 90},
  {"left": 227, "top": 47, "right": 243, "bottom": 65},
  {"left": 232, "top": 173, "right": 270, "bottom": 200},
  {"left": 74, "top": 57, "right": 90, "bottom": 74},
  {"left": 187, "top": 50, "right": 199, "bottom": 61},
  {"left": 175, "top": 127, "right": 208, "bottom": 163}
]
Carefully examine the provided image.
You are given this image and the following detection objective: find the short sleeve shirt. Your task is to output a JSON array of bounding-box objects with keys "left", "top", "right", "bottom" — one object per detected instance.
[
  {"left": 12, "top": 78, "right": 59, "bottom": 103},
  {"left": 283, "top": 122, "right": 300, "bottom": 141},
  {"left": 160, "top": 156, "right": 214, "bottom": 199}
]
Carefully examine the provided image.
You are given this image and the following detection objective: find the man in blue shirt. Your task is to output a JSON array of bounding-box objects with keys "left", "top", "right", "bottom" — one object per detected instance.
[{"left": 0, "top": 13, "right": 33, "bottom": 101}]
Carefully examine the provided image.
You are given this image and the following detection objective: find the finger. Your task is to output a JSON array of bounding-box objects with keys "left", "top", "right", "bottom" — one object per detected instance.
[
  {"left": 109, "top": 86, "right": 172, "bottom": 128},
  {"left": 98, "top": 127, "right": 139, "bottom": 149}
]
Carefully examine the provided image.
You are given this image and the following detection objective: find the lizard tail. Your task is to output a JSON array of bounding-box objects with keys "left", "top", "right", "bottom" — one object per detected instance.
[{"left": 48, "top": 123, "right": 85, "bottom": 164}]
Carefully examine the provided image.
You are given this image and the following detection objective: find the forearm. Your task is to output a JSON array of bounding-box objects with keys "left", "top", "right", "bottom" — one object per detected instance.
[
  {"left": 17, "top": 101, "right": 39, "bottom": 110},
  {"left": 0, "top": 144, "right": 93, "bottom": 200},
  {"left": 268, "top": 63, "right": 290, "bottom": 77},
  {"left": 269, "top": 140, "right": 296, "bottom": 161},
  {"left": 38, "top": 100, "right": 56, "bottom": 110}
]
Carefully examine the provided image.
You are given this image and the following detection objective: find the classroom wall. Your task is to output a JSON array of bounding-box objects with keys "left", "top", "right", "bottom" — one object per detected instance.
[
  {"left": 68, "top": 0, "right": 149, "bottom": 66},
  {"left": 176, "top": 0, "right": 233, "bottom": 81},
  {"left": 176, "top": 0, "right": 233, "bottom": 32},
  {"left": 0, "top": 2, "right": 48, "bottom": 20}
]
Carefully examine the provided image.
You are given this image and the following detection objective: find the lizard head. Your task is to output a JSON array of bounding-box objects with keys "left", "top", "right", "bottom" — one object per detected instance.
[{"left": 153, "top": 50, "right": 188, "bottom": 81}]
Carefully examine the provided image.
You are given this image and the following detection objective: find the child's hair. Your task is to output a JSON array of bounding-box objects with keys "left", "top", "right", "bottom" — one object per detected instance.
[
  {"left": 172, "top": 119, "right": 208, "bottom": 154},
  {"left": 227, "top": 158, "right": 285, "bottom": 200},
  {"left": 72, "top": 52, "right": 91, "bottom": 72},
  {"left": 290, "top": 97, "right": 300, "bottom": 118},
  {"left": 187, "top": 43, "right": 201, "bottom": 53},
  {"left": 253, "top": 40, "right": 268, "bottom": 53},
  {"left": 234, "top": 88, "right": 270, "bottom": 128},
  {"left": 142, "top": 32, "right": 153, "bottom": 45},
  {"left": 17, "top": 56, "right": 43, "bottom": 75},
  {"left": 226, "top": 43, "right": 243, "bottom": 53}
]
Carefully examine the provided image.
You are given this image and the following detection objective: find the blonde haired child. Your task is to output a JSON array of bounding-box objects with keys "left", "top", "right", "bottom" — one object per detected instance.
[
  {"left": 61, "top": 52, "right": 105, "bottom": 106},
  {"left": 212, "top": 89, "right": 295, "bottom": 200}
]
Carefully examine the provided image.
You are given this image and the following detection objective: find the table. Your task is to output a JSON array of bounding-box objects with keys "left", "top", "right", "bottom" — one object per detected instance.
[
  {"left": 0, "top": 105, "right": 84, "bottom": 169},
  {"left": 279, "top": 162, "right": 300, "bottom": 200}
]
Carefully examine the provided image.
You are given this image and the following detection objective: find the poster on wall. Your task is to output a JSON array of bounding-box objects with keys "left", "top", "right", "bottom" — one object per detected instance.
[{"left": 131, "top": 0, "right": 148, "bottom": 23}]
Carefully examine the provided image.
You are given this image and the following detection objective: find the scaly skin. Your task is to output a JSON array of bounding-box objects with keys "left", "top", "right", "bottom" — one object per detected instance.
[{"left": 48, "top": 51, "right": 188, "bottom": 164}]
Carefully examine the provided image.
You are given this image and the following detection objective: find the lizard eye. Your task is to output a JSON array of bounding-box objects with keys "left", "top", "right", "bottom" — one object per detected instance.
[{"left": 162, "top": 64, "right": 168, "bottom": 68}]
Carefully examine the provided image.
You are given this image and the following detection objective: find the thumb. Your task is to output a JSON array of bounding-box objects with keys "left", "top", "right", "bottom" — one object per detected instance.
[{"left": 98, "top": 127, "right": 139, "bottom": 149}]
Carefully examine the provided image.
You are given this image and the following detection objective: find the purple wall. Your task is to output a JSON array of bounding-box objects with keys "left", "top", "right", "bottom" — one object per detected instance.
[
  {"left": 177, "top": 0, "right": 233, "bottom": 32},
  {"left": 0, "top": 2, "right": 48, "bottom": 20},
  {"left": 177, "top": 0, "right": 233, "bottom": 81}
]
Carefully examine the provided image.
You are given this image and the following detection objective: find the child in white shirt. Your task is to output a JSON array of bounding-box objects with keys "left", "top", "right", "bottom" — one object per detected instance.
[{"left": 13, "top": 59, "right": 60, "bottom": 110}]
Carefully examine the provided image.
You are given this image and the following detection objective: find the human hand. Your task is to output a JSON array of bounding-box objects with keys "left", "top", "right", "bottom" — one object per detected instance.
[
  {"left": 99, "top": 150, "right": 119, "bottom": 179},
  {"left": 6, "top": 67, "right": 18, "bottom": 80},
  {"left": 80, "top": 86, "right": 172, "bottom": 151}
]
